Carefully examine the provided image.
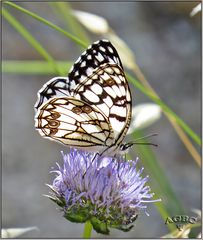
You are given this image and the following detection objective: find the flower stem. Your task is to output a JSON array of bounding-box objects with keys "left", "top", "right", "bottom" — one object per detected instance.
[{"left": 83, "top": 221, "right": 92, "bottom": 239}]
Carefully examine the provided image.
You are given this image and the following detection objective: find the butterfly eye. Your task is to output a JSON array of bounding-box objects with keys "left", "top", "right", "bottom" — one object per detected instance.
[
  {"left": 72, "top": 106, "right": 82, "bottom": 114},
  {"left": 48, "top": 120, "right": 60, "bottom": 128},
  {"left": 82, "top": 105, "right": 92, "bottom": 114}
]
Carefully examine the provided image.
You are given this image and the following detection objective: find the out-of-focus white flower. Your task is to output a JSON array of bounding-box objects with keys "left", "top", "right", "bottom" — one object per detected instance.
[
  {"left": 107, "top": 34, "right": 136, "bottom": 69},
  {"left": 128, "top": 103, "right": 162, "bottom": 134},
  {"left": 72, "top": 10, "right": 136, "bottom": 69},
  {"left": 190, "top": 3, "right": 201, "bottom": 17},
  {"left": 162, "top": 226, "right": 191, "bottom": 238},
  {"left": 73, "top": 10, "right": 109, "bottom": 34},
  {"left": 191, "top": 208, "right": 201, "bottom": 218},
  {"left": 1, "top": 227, "right": 38, "bottom": 238}
]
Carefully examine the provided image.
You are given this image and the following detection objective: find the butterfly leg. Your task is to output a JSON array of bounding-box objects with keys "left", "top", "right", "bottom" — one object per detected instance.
[{"left": 82, "top": 152, "right": 101, "bottom": 178}]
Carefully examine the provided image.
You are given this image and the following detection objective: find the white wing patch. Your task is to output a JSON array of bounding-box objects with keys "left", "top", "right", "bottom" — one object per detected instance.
[{"left": 35, "top": 40, "right": 132, "bottom": 156}]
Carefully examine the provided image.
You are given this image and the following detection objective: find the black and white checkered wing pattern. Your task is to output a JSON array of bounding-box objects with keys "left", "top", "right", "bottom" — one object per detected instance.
[
  {"left": 35, "top": 40, "right": 122, "bottom": 110},
  {"left": 68, "top": 39, "right": 123, "bottom": 88},
  {"left": 34, "top": 77, "right": 71, "bottom": 110},
  {"left": 73, "top": 63, "right": 131, "bottom": 143},
  {"left": 35, "top": 40, "right": 132, "bottom": 155}
]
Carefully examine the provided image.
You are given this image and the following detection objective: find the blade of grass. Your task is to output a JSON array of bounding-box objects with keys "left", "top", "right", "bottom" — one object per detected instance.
[
  {"left": 2, "top": 60, "right": 72, "bottom": 75},
  {"left": 127, "top": 134, "right": 185, "bottom": 232},
  {"left": 152, "top": 201, "right": 176, "bottom": 232},
  {"left": 127, "top": 73, "right": 201, "bottom": 147},
  {"left": 168, "top": 118, "right": 201, "bottom": 167},
  {"left": 2, "top": 8, "right": 63, "bottom": 76},
  {"left": 4, "top": 1, "right": 87, "bottom": 49},
  {"left": 130, "top": 64, "right": 201, "bottom": 166},
  {"left": 132, "top": 130, "right": 185, "bottom": 230},
  {"left": 49, "top": 2, "right": 90, "bottom": 47}
]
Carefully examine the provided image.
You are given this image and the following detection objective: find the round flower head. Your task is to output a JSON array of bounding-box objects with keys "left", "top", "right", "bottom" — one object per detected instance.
[{"left": 47, "top": 148, "right": 160, "bottom": 234}]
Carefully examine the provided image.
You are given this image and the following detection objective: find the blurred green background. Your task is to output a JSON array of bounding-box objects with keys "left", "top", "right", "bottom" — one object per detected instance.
[{"left": 2, "top": 1, "right": 201, "bottom": 238}]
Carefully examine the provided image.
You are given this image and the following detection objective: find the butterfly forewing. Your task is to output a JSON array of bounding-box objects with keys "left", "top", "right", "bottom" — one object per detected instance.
[
  {"left": 73, "top": 63, "right": 132, "bottom": 140},
  {"left": 35, "top": 77, "right": 71, "bottom": 110},
  {"left": 35, "top": 39, "right": 132, "bottom": 155},
  {"left": 35, "top": 40, "right": 122, "bottom": 110},
  {"left": 68, "top": 39, "right": 123, "bottom": 88}
]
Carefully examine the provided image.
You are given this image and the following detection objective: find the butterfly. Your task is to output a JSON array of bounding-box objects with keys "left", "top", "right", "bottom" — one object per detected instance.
[{"left": 35, "top": 39, "right": 132, "bottom": 156}]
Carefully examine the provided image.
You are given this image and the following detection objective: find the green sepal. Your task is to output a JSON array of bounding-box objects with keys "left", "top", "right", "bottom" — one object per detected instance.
[
  {"left": 46, "top": 185, "right": 67, "bottom": 208},
  {"left": 55, "top": 198, "right": 66, "bottom": 208},
  {"left": 111, "top": 224, "right": 134, "bottom": 232},
  {"left": 90, "top": 217, "right": 110, "bottom": 235},
  {"left": 46, "top": 195, "right": 66, "bottom": 208},
  {"left": 108, "top": 213, "right": 137, "bottom": 232},
  {"left": 64, "top": 208, "right": 90, "bottom": 223}
]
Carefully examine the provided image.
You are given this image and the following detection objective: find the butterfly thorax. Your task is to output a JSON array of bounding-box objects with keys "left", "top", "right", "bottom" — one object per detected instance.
[{"left": 99, "top": 141, "right": 132, "bottom": 157}]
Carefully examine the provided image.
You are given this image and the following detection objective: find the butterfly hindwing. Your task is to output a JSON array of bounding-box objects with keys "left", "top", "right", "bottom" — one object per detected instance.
[{"left": 35, "top": 97, "right": 114, "bottom": 151}]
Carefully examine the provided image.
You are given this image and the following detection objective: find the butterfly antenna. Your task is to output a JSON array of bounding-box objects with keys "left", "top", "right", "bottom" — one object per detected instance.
[
  {"left": 131, "top": 142, "right": 158, "bottom": 147},
  {"left": 132, "top": 133, "right": 158, "bottom": 142},
  {"left": 125, "top": 133, "right": 158, "bottom": 149}
]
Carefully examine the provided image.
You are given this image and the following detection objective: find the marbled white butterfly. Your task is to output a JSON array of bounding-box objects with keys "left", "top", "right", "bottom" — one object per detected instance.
[{"left": 35, "top": 40, "right": 132, "bottom": 156}]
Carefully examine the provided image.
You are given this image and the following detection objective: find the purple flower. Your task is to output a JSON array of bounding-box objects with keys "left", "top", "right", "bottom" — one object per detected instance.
[{"left": 47, "top": 148, "right": 160, "bottom": 234}]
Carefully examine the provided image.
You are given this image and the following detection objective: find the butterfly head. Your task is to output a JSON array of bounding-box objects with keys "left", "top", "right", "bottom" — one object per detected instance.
[
  {"left": 119, "top": 142, "right": 134, "bottom": 154},
  {"left": 99, "top": 142, "right": 133, "bottom": 157},
  {"left": 118, "top": 134, "right": 158, "bottom": 155}
]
